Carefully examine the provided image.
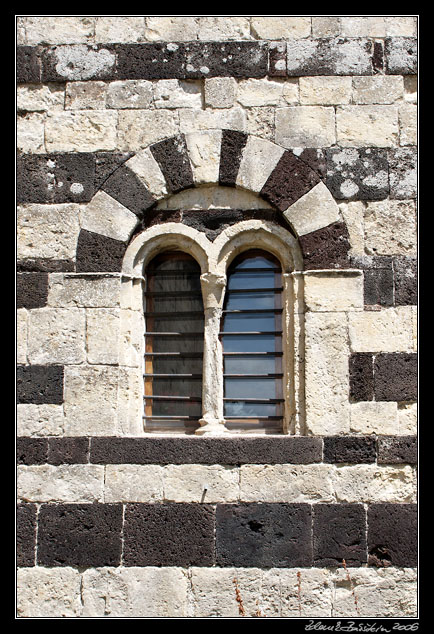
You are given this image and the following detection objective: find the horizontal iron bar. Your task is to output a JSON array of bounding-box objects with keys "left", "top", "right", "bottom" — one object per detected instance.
[
  {"left": 144, "top": 290, "right": 202, "bottom": 296},
  {"left": 225, "top": 287, "right": 283, "bottom": 294},
  {"left": 144, "top": 352, "right": 203, "bottom": 357},
  {"left": 220, "top": 331, "right": 281, "bottom": 336},
  {"left": 223, "top": 416, "right": 283, "bottom": 420},
  {"left": 223, "top": 373, "right": 283, "bottom": 378},
  {"left": 222, "top": 308, "right": 283, "bottom": 314},
  {"left": 223, "top": 398, "right": 284, "bottom": 403},
  {"left": 145, "top": 332, "right": 204, "bottom": 336},
  {"left": 146, "top": 270, "right": 200, "bottom": 275},
  {"left": 143, "top": 416, "right": 200, "bottom": 421},
  {"left": 144, "top": 373, "right": 203, "bottom": 378},
  {"left": 143, "top": 395, "right": 202, "bottom": 401},
  {"left": 222, "top": 351, "right": 283, "bottom": 356},
  {"left": 144, "top": 311, "right": 204, "bottom": 317}
]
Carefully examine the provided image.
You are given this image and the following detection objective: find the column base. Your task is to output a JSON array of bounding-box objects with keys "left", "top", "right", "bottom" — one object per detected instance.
[{"left": 195, "top": 418, "right": 227, "bottom": 436}]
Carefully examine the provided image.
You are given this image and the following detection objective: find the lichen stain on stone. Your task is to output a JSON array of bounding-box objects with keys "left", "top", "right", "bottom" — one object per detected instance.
[{"left": 53, "top": 45, "right": 116, "bottom": 81}]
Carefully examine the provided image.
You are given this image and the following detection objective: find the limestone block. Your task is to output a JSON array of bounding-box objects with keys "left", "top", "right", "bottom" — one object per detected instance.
[
  {"left": 204, "top": 77, "right": 237, "bottom": 108},
  {"left": 279, "top": 568, "right": 333, "bottom": 617},
  {"left": 179, "top": 107, "right": 246, "bottom": 134},
  {"left": 105, "top": 79, "right": 153, "bottom": 109},
  {"left": 126, "top": 148, "right": 168, "bottom": 199},
  {"left": 332, "top": 464, "right": 416, "bottom": 503},
  {"left": 95, "top": 16, "right": 146, "bottom": 43},
  {"left": 333, "top": 568, "right": 417, "bottom": 618},
  {"left": 348, "top": 307, "right": 415, "bottom": 352},
  {"left": 251, "top": 17, "right": 311, "bottom": 39},
  {"left": 352, "top": 76, "right": 404, "bottom": 104},
  {"left": 246, "top": 107, "right": 275, "bottom": 140},
  {"left": 283, "top": 181, "right": 341, "bottom": 235},
  {"left": 384, "top": 16, "right": 417, "bottom": 37},
  {"left": 153, "top": 79, "right": 202, "bottom": 109},
  {"left": 17, "top": 309, "right": 28, "bottom": 364},
  {"left": 17, "top": 465, "right": 104, "bottom": 503},
  {"left": 399, "top": 103, "right": 417, "bottom": 146},
  {"left": 338, "top": 201, "right": 365, "bottom": 255},
  {"left": 86, "top": 308, "right": 120, "bottom": 365},
  {"left": 275, "top": 106, "right": 336, "bottom": 148},
  {"left": 82, "top": 567, "right": 189, "bottom": 617},
  {"left": 237, "top": 78, "right": 291, "bottom": 107},
  {"left": 236, "top": 136, "right": 285, "bottom": 193},
  {"left": 63, "top": 365, "right": 119, "bottom": 435},
  {"left": 185, "top": 130, "right": 222, "bottom": 185},
  {"left": 80, "top": 190, "right": 138, "bottom": 242},
  {"left": 17, "top": 404, "right": 64, "bottom": 437},
  {"left": 364, "top": 200, "right": 416, "bottom": 256},
  {"left": 17, "top": 567, "right": 82, "bottom": 617},
  {"left": 17, "top": 84, "right": 65, "bottom": 112},
  {"left": 340, "top": 17, "right": 386, "bottom": 37},
  {"left": 45, "top": 110, "right": 118, "bottom": 152},
  {"left": 155, "top": 185, "right": 271, "bottom": 211},
  {"left": 398, "top": 403, "right": 418, "bottom": 435},
  {"left": 116, "top": 367, "right": 143, "bottom": 436},
  {"left": 105, "top": 465, "right": 164, "bottom": 502},
  {"left": 65, "top": 81, "right": 107, "bottom": 110},
  {"left": 304, "top": 312, "right": 350, "bottom": 435},
  {"left": 311, "top": 17, "right": 341, "bottom": 37},
  {"left": 164, "top": 465, "right": 239, "bottom": 503},
  {"left": 190, "top": 567, "right": 263, "bottom": 617},
  {"left": 27, "top": 308, "right": 85, "bottom": 364},
  {"left": 17, "top": 203, "right": 81, "bottom": 261},
  {"left": 299, "top": 76, "right": 352, "bottom": 105},
  {"left": 336, "top": 106, "right": 399, "bottom": 147},
  {"left": 48, "top": 274, "right": 121, "bottom": 308},
  {"left": 117, "top": 109, "right": 178, "bottom": 150},
  {"left": 17, "top": 112, "right": 45, "bottom": 153},
  {"left": 21, "top": 16, "right": 94, "bottom": 45},
  {"left": 118, "top": 309, "right": 144, "bottom": 367},
  {"left": 198, "top": 16, "right": 251, "bottom": 40},
  {"left": 304, "top": 272, "right": 363, "bottom": 312},
  {"left": 145, "top": 16, "right": 199, "bottom": 42},
  {"left": 350, "top": 402, "right": 399, "bottom": 435},
  {"left": 240, "top": 464, "right": 335, "bottom": 503}
]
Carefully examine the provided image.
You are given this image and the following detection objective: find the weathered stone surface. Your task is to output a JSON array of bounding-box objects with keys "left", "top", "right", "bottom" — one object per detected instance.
[
  {"left": 154, "top": 79, "right": 202, "bottom": 109},
  {"left": 45, "top": 110, "right": 118, "bottom": 152},
  {"left": 150, "top": 134, "right": 194, "bottom": 194},
  {"left": 198, "top": 17, "right": 251, "bottom": 41},
  {"left": 377, "top": 436, "right": 417, "bottom": 464},
  {"left": 385, "top": 37, "right": 417, "bottom": 74},
  {"left": 216, "top": 503, "right": 312, "bottom": 568},
  {"left": 21, "top": 17, "right": 95, "bottom": 46},
  {"left": 47, "top": 274, "right": 121, "bottom": 308},
  {"left": 17, "top": 437, "right": 48, "bottom": 465},
  {"left": 311, "top": 17, "right": 341, "bottom": 38},
  {"left": 17, "top": 503, "right": 37, "bottom": 567},
  {"left": 297, "top": 148, "right": 327, "bottom": 180},
  {"left": 126, "top": 148, "right": 168, "bottom": 199},
  {"left": 144, "top": 17, "right": 200, "bottom": 42},
  {"left": 349, "top": 402, "right": 399, "bottom": 435},
  {"left": 17, "top": 308, "right": 28, "bottom": 364},
  {"left": 276, "top": 106, "right": 336, "bottom": 148},
  {"left": 374, "top": 353, "right": 417, "bottom": 402},
  {"left": 17, "top": 567, "right": 82, "bottom": 617},
  {"left": 76, "top": 229, "right": 126, "bottom": 273},
  {"left": 313, "top": 504, "right": 367, "bottom": 566},
  {"left": 27, "top": 308, "right": 85, "bottom": 365},
  {"left": 17, "top": 403, "right": 64, "bottom": 436},
  {"left": 17, "top": 364, "right": 64, "bottom": 405},
  {"left": 363, "top": 268, "right": 394, "bottom": 307},
  {"left": 123, "top": 503, "right": 215, "bottom": 566},
  {"left": 340, "top": 16, "right": 386, "bottom": 37},
  {"left": 205, "top": 77, "right": 237, "bottom": 108},
  {"left": 299, "top": 222, "right": 351, "bottom": 270},
  {"left": 85, "top": 308, "right": 120, "bottom": 365},
  {"left": 326, "top": 147, "right": 389, "bottom": 200},
  {"left": 398, "top": 403, "right": 417, "bottom": 435},
  {"left": 17, "top": 112, "right": 45, "bottom": 153},
  {"left": 100, "top": 164, "right": 156, "bottom": 218},
  {"left": 95, "top": 16, "right": 146, "bottom": 43},
  {"left": 368, "top": 503, "right": 417, "bottom": 567},
  {"left": 303, "top": 272, "right": 363, "bottom": 312},
  {"left": 336, "top": 105, "right": 398, "bottom": 147},
  {"left": 17, "top": 464, "right": 104, "bottom": 503},
  {"left": 323, "top": 436, "right": 376, "bottom": 464},
  {"left": 17, "top": 153, "right": 96, "bottom": 204},
  {"left": 218, "top": 129, "right": 248, "bottom": 186},
  {"left": 48, "top": 437, "right": 90, "bottom": 465},
  {"left": 164, "top": 465, "right": 239, "bottom": 503},
  {"left": 64, "top": 80, "right": 106, "bottom": 110},
  {"left": 348, "top": 307, "right": 415, "bottom": 352},
  {"left": 42, "top": 44, "right": 116, "bottom": 81},
  {"left": 333, "top": 465, "right": 416, "bottom": 503},
  {"left": 364, "top": 200, "right": 416, "bottom": 256},
  {"left": 17, "top": 272, "right": 48, "bottom": 309},
  {"left": 179, "top": 106, "right": 247, "bottom": 135},
  {"left": 236, "top": 136, "right": 285, "bottom": 193},
  {"left": 251, "top": 16, "right": 311, "bottom": 39},
  {"left": 185, "top": 130, "right": 223, "bottom": 185},
  {"left": 94, "top": 151, "right": 134, "bottom": 190},
  {"left": 286, "top": 38, "right": 373, "bottom": 76},
  {"left": 37, "top": 503, "right": 123, "bottom": 567},
  {"left": 268, "top": 42, "right": 287, "bottom": 77},
  {"left": 104, "top": 465, "right": 164, "bottom": 502},
  {"left": 17, "top": 46, "right": 41, "bottom": 83},
  {"left": 399, "top": 103, "right": 417, "bottom": 146},
  {"left": 388, "top": 147, "right": 417, "bottom": 199},
  {"left": 299, "top": 76, "right": 352, "bottom": 105},
  {"left": 393, "top": 257, "right": 417, "bottom": 305},
  {"left": 352, "top": 75, "right": 404, "bottom": 104},
  {"left": 117, "top": 109, "right": 178, "bottom": 150},
  {"left": 17, "top": 83, "right": 65, "bottom": 112},
  {"left": 349, "top": 352, "right": 374, "bottom": 401},
  {"left": 239, "top": 465, "right": 335, "bottom": 503}
]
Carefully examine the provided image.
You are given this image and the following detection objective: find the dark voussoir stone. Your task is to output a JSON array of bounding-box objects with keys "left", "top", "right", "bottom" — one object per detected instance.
[
  {"left": 17, "top": 503, "right": 37, "bottom": 567},
  {"left": 37, "top": 503, "right": 123, "bottom": 567},
  {"left": 299, "top": 221, "right": 351, "bottom": 270},
  {"left": 101, "top": 163, "right": 156, "bottom": 217},
  {"left": 368, "top": 503, "right": 417, "bottom": 567},
  {"left": 374, "top": 353, "right": 417, "bottom": 402},
  {"left": 75, "top": 229, "right": 127, "bottom": 273},
  {"left": 48, "top": 437, "right": 90, "bottom": 465},
  {"left": 17, "top": 272, "right": 49, "bottom": 309},
  {"left": 219, "top": 129, "right": 248, "bottom": 187},
  {"left": 349, "top": 353, "right": 374, "bottom": 402},
  {"left": 17, "top": 365, "right": 64, "bottom": 405},
  {"left": 150, "top": 135, "right": 194, "bottom": 194},
  {"left": 323, "top": 436, "right": 376, "bottom": 464},
  {"left": 363, "top": 269, "right": 394, "bottom": 307},
  {"left": 17, "top": 437, "right": 48, "bottom": 465},
  {"left": 313, "top": 504, "right": 367, "bottom": 567},
  {"left": 377, "top": 436, "right": 417, "bottom": 464},
  {"left": 216, "top": 503, "right": 312, "bottom": 568},
  {"left": 123, "top": 503, "right": 215, "bottom": 567},
  {"left": 94, "top": 152, "right": 134, "bottom": 190}
]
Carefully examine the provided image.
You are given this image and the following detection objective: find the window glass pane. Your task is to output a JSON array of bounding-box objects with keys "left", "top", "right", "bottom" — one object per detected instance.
[
  {"left": 225, "top": 377, "right": 277, "bottom": 399},
  {"left": 222, "top": 334, "right": 277, "bottom": 353},
  {"left": 224, "top": 401, "right": 278, "bottom": 417},
  {"left": 225, "top": 290, "right": 279, "bottom": 311},
  {"left": 223, "top": 312, "right": 276, "bottom": 332},
  {"left": 224, "top": 355, "right": 278, "bottom": 375},
  {"left": 227, "top": 270, "right": 275, "bottom": 290}
]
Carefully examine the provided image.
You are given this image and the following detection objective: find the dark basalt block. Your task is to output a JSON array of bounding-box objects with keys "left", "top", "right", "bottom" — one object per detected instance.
[
  {"left": 374, "top": 353, "right": 417, "bottom": 402},
  {"left": 123, "top": 503, "right": 215, "bottom": 566},
  {"left": 17, "top": 259, "right": 75, "bottom": 273},
  {"left": 388, "top": 147, "right": 417, "bottom": 199},
  {"left": 313, "top": 504, "right": 367, "bottom": 566},
  {"left": 75, "top": 229, "right": 126, "bottom": 273},
  {"left": 385, "top": 37, "right": 417, "bottom": 74},
  {"left": 150, "top": 135, "right": 194, "bottom": 194},
  {"left": 363, "top": 268, "right": 394, "bottom": 307},
  {"left": 48, "top": 437, "right": 90, "bottom": 465},
  {"left": 323, "top": 436, "right": 376, "bottom": 464},
  {"left": 37, "top": 503, "right": 123, "bottom": 567},
  {"left": 269, "top": 42, "right": 287, "bottom": 77},
  {"left": 377, "top": 436, "right": 417, "bottom": 464},
  {"left": 17, "top": 504, "right": 37, "bottom": 567},
  {"left": 17, "top": 365, "right": 64, "bottom": 405},
  {"left": 368, "top": 503, "right": 417, "bottom": 567},
  {"left": 17, "top": 272, "right": 49, "bottom": 309},
  {"left": 95, "top": 152, "right": 134, "bottom": 190},
  {"left": 17, "top": 437, "right": 48, "bottom": 465},
  {"left": 393, "top": 257, "right": 417, "bottom": 306},
  {"left": 101, "top": 163, "right": 156, "bottom": 217},
  {"left": 216, "top": 503, "right": 312, "bottom": 568},
  {"left": 286, "top": 38, "right": 373, "bottom": 76},
  {"left": 17, "top": 46, "right": 41, "bottom": 83},
  {"left": 349, "top": 353, "right": 374, "bottom": 402},
  {"left": 326, "top": 147, "right": 389, "bottom": 201},
  {"left": 299, "top": 221, "right": 351, "bottom": 270}
]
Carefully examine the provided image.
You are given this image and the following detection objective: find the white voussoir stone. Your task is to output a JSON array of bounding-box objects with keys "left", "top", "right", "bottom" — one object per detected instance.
[
  {"left": 283, "top": 181, "right": 341, "bottom": 234},
  {"left": 154, "top": 79, "right": 202, "bottom": 109},
  {"left": 17, "top": 308, "right": 28, "bottom": 363},
  {"left": 352, "top": 76, "right": 404, "bottom": 104},
  {"left": 82, "top": 567, "right": 189, "bottom": 617},
  {"left": 17, "top": 465, "right": 104, "bottom": 503},
  {"left": 95, "top": 16, "right": 146, "bottom": 43},
  {"left": 17, "top": 84, "right": 65, "bottom": 112},
  {"left": 304, "top": 312, "right": 350, "bottom": 435},
  {"left": 204, "top": 77, "right": 237, "bottom": 108},
  {"left": 276, "top": 106, "right": 336, "bottom": 148},
  {"left": 20, "top": 16, "right": 94, "bottom": 45},
  {"left": 63, "top": 365, "right": 119, "bottom": 436},
  {"left": 17, "top": 567, "right": 82, "bottom": 617},
  {"left": 27, "top": 308, "right": 86, "bottom": 364},
  {"left": 117, "top": 109, "right": 178, "bottom": 150},
  {"left": 45, "top": 111, "right": 118, "bottom": 152},
  {"left": 17, "top": 112, "right": 45, "bottom": 153},
  {"left": 80, "top": 190, "right": 138, "bottom": 242},
  {"left": 86, "top": 308, "right": 120, "bottom": 365},
  {"left": 126, "top": 148, "right": 168, "bottom": 199},
  {"left": 348, "top": 306, "right": 415, "bottom": 352},
  {"left": 332, "top": 464, "right": 416, "bottom": 503},
  {"left": 251, "top": 16, "right": 311, "bottom": 39},
  {"left": 240, "top": 464, "right": 335, "bottom": 503},
  {"left": 333, "top": 568, "right": 417, "bottom": 617},
  {"left": 399, "top": 103, "right": 417, "bottom": 146},
  {"left": 106, "top": 80, "right": 153, "bottom": 109},
  {"left": 163, "top": 465, "right": 239, "bottom": 503},
  {"left": 336, "top": 105, "right": 399, "bottom": 147},
  {"left": 47, "top": 274, "right": 121, "bottom": 308},
  {"left": 17, "top": 203, "right": 81, "bottom": 261},
  {"left": 65, "top": 81, "right": 107, "bottom": 110},
  {"left": 236, "top": 136, "right": 285, "bottom": 193},
  {"left": 364, "top": 200, "right": 416, "bottom": 256},
  {"left": 179, "top": 106, "right": 246, "bottom": 134},
  {"left": 155, "top": 185, "right": 272, "bottom": 211},
  {"left": 303, "top": 271, "right": 363, "bottom": 312},
  {"left": 185, "top": 130, "right": 222, "bottom": 185},
  {"left": 17, "top": 403, "right": 64, "bottom": 436},
  {"left": 350, "top": 402, "right": 399, "bottom": 435},
  {"left": 338, "top": 201, "right": 365, "bottom": 256},
  {"left": 299, "top": 76, "right": 352, "bottom": 105},
  {"left": 105, "top": 465, "right": 164, "bottom": 502},
  {"left": 398, "top": 403, "right": 418, "bottom": 435}
]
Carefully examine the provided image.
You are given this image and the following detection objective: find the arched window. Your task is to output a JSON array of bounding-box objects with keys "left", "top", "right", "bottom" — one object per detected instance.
[
  {"left": 221, "top": 250, "right": 284, "bottom": 433},
  {"left": 144, "top": 251, "right": 204, "bottom": 434}
]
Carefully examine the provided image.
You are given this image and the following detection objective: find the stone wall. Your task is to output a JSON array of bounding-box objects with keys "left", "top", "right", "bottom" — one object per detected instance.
[{"left": 16, "top": 16, "right": 417, "bottom": 618}]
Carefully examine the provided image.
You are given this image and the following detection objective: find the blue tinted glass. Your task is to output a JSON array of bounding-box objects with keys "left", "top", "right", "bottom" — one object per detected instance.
[
  {"left": 227, "top": 270, "right": 275, "bottom": 290},
  {"left": 224, "top": 355, "right": 277, "bottom": 374},
  {"left": 225, "top": 291, "right": 277, "bottom": 311},
  {"left": 224, "top": 402, "right": 278, "bottom": 417},
  {"left": 223, "top": 312, "right": 276, "bottom": 332},
  {"left": 222, "top": 334, "right": 275, "bottom": 353},
  {"left": 232, "top": 255, "right": 276, "bottom": 269},
  {"left": 225, "top": 378, "right": 276, "bottom": 399}
]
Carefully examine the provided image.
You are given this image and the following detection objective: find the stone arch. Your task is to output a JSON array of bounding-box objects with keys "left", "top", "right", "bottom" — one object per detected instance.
[{"left": 75, "top": 129, "right": 351, "bottom": 274}]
